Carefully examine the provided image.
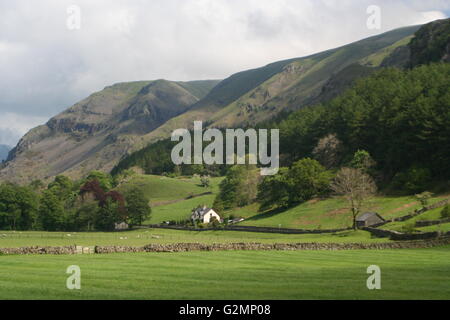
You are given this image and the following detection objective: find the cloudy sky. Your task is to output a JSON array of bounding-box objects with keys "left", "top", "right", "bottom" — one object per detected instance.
[{"left": 0, "top": 0, "right": 449, "bottom": 146}]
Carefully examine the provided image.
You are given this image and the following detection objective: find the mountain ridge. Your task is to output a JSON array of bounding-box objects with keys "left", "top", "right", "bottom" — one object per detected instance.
[
  {"left": 3, "top": 21, "right": 446, "bottom": 184},
  {"left": 140, "top": 24, "right": 422, "bottom": 143},
  {"left": 1, "top": 80, "right": 220, "bottom": 183}
]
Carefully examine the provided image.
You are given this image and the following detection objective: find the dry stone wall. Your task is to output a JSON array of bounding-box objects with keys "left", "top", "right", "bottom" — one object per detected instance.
[
  {"left": 0, "top": 246, "right": 77, "bottom": 255},
  {"left": 2, "top": 239, "right": 450, "bottom": 256},
  {"left": 147, "top": 224, "right": 351, "bottom": 234},
  {"left": 416, "top": 218, "right": 450, "bottom": 227},
  {"left": 363, "top": 227, "right": 450, "bottom": 241}
]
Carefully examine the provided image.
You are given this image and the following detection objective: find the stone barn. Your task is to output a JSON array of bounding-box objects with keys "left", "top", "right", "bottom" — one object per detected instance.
[
  {"left": 356, "top": 212, "right": 385, "bottom": 228},
  {"left": 115, "top": 222, "right": 129, "bottom": 230}
]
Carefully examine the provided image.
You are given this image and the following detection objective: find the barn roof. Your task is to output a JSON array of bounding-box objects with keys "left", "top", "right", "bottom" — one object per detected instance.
[{"left": 356, "top": 212, "right": 385, "bottom": 222}]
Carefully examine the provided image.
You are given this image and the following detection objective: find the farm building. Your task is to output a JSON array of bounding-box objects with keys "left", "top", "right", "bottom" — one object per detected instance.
[
  {"left": 191, "top": 206, "right": 222, "bottom": 224},
  {"left": 356, "top": 212, "right": 385, "bottom": 228},
  {"left": 115, "top": 222, "right": 129, "bottom": 230}
]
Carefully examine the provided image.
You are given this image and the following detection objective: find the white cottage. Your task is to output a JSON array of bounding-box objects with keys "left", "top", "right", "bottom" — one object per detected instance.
[{"left": 191, "top": 206, "right": 222, "bottom": 224}]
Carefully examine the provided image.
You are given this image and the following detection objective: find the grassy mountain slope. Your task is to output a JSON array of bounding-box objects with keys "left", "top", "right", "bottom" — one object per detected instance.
[
  {"left": 0, "top": 23, "right": 426, "bottom": 183},
  {"left": 0, "top": 80, "right": 220, "bottom": 183},
  {"left": 113, "top": 25, "right": 427, "bottom": 176},
  {"left": 409, "top": 18, "right": 450, "bottom": 66},
  {"left": 141, "top": 25, "right": 420, "bottom": 143}
]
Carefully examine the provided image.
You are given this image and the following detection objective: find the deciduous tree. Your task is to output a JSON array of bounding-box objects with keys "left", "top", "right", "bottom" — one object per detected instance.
[{"left": 331, "top": 168, "right": 377, "bottom": 229}]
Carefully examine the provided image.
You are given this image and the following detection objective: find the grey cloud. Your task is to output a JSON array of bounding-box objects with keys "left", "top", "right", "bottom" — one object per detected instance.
[{"left": 0, "top": 0, "right": 448, "bottom": 146}]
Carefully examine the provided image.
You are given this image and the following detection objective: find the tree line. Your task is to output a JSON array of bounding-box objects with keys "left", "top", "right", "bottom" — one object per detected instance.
[
  {"left": 0, "top": 171, "right": 151, "bottom": 231},
  {"left": 214, "top": 150, "right": 377, "bottom": 229},
  {"left": 275, "top": 63, "right": 450, "bottom": 191}
]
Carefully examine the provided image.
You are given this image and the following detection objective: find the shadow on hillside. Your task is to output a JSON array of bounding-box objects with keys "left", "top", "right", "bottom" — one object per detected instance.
[{"left": 243, "top": 207, "right": 287, "bottom": 222}]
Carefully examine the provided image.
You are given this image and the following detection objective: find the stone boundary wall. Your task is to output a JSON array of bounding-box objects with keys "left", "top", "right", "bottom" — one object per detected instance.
[
  {"left": 393, "top": 198, "right": 450, "bottom": 222},
  {"left": 363, "top": 227, "right": 450, "bottom": 241},
  {"left": 416, "top": 218, "right": 450, "bottom": 227},
  {"left": 2, "top": 239, "right": 450, "bottom": 255},
  {"left": 427, "top": 199, "right": 450, "bottom": 210},
  {"left": 363, "top": 227, "right": 403, "bottom": 238},
  {"left": 224, "top": 225, "right": 351, "bottom": 234},
  {"left": 0, "top": 246, "right": 77, "bottom": 255},
  {"left": 146, "top": 224, "right": 352, "bottom": 235},
  {"left": 390, "top": 231, "right": 450, "bottom": 241},
  {"left": 369, "top": 198, "right": 450, "bottom": 228}
]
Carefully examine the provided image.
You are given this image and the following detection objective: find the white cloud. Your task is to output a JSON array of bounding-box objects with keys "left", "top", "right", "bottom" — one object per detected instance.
[
  {"left": 0, "top": 0, "right": 449, "bottom": 146},
  {"left": 0, "top": 113, "right": 47, "bottom": 146},
  {"left": 419, "top": 10, "right": 447, "bottom": 22}
]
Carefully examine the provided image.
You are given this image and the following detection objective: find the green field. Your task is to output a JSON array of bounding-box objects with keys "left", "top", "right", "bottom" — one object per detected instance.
[
  {"left": 149, "top": 194, "right": 216, "bottom": 224},
  {"left": 0, "top": 229, "right": 389, "bottom": 248},
  {"left": 1, "top": 247, "right": 449, "bottom": 300},
  {"left": 383, "top": 206, "right": 448, "bottom": 232},
  {"left": 115, "top": 174, "right": 449, "bottom": 231},
  {"left": 237, "top": 194, "right": 449, "bottom": 230},
  {"left": 116, "top": 174, "right": 223, "bottom": 224},
  {"left": 2, "top": 173, "right": 449, "bottom": 301},
  {"left": 418, "top": 223, "right": 450, "bottom": 233},
  {"left": 117, "top": 174, "right": 222, "bottom": 204}
]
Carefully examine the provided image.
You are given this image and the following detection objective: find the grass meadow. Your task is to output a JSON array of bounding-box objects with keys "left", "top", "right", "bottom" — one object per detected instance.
[
  {"left": 1, "top": 247, "right": 449, "bottom": 300},
  {"left": 237, "top": 194, "right": 450, "bottom": 230},
  {"left": 127, "top": 174, "right": 449, "bottom": 230},
  {"left": 117, "top": 174, "right": 222, "bottom": 204},
  {"left": 1, "top": 174, "right": 449, "bottom": 300},
  {"left": 0, "top": 229, "right": 389, "bottom": 248},
  {"left": 114, "top": 174, "right": 450, "bottom": 232}
]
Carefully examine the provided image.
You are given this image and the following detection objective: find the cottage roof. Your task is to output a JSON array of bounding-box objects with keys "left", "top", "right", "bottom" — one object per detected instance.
[
  {"left": 193, "top": 207, "right": 214, "bottom": 217},
  {"left": 356, "top": 212, "right": 385, "bottom": 222}
]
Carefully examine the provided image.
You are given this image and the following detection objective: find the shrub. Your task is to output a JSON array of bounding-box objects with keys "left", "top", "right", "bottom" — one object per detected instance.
[
  {"left": 441, "top": 205, "right": 450, "bottom": 219},
  {"left": 208, "top": 218, "right": 221, "bottom": 229},
  {"left": 401, "top": 223, "right": 417, "bottom": 234},
  {"left": 415, "top": 192, "right": 433, "bottom": 208},
  {"left": 392, "top": 166, "right": 432, "bottom": 194}
]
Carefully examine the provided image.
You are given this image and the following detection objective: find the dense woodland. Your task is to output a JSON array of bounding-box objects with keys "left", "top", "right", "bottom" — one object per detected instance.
[{"left": 0, "top": 172, "right": 151, "bottom": 231}]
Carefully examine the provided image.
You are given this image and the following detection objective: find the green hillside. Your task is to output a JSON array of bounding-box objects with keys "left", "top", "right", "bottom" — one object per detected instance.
[
  {"left": 113, "top": 173, "right": 449, "bottom": 230},
  {"left": 117, "top": 174, "right": 222, "bottom": 203},
  {"left": 149, "top": 194, "right": 217, "bottom": 224},
  {"left": 115, "top": 174, "right": 224, "bottom": 224},
  {"left": 141, "top": 25, "right": 421, "bottom": 143},
  {"left": 0, "top": 80, "right": 220, "bottom": 184},
  {"left": 360, "top": 35, "right": 414, "bottom": 67},
  {"left": 174, "top": 80, "right": 221, "bottom": 100},
  {"left": 236, "top": 193, "right": 450, "bottom": 230}
]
